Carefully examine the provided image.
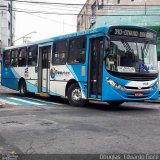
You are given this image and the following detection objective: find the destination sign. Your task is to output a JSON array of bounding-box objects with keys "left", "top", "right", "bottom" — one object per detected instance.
[{"left": 109, "top": 27, "right": 157, "bottom": 40}]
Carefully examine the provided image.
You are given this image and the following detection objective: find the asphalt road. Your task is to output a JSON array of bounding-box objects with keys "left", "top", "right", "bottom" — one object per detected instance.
[{"left": 0, "top": 86, "right": 160, "bottom": 155}]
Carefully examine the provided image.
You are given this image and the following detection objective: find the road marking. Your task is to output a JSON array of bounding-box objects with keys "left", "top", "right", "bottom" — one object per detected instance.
[
  {"left": 24, "top": 97, "right": 62, "bottom": 105},
  {"left": 9, "top": 97, "right": 44, "bottom": 106},
  {"left": 0, "top": 99, "right": 18, "bottom": 105},
  {"left": 0, "top": 97, "right": 62, "bottom": 106}
]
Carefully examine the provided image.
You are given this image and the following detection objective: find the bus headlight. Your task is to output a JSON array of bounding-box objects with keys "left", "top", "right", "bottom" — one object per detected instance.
[
  {"left": 151, "top": 83, "right": 158, "bottom": 90},
  {"left": 107, "top": 78, "right": 125, "bottom": 91},
  {"left": 107, "top": 78, "right": 116, "bottom": 87}
]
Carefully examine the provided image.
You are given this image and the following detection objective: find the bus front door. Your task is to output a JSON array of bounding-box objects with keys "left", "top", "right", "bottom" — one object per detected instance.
[
  {"left": 88, "top": 37, "right": 103, "bottom": 99},
  {"left": 38, "top": 46, "right": 51, "bottom": 94}
]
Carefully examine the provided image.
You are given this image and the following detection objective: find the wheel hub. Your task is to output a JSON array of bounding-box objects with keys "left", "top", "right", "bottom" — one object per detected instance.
[{"left": 72, "top": 88, "right": 82, "bottom": 101}]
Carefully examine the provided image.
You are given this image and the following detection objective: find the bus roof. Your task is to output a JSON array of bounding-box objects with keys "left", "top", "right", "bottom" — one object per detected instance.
[
  {"left": 3, "top": 25, "right": 156, "bottom": 50},
  {"left": 4, "top": 26, "right": 109, "bottom": 50}
]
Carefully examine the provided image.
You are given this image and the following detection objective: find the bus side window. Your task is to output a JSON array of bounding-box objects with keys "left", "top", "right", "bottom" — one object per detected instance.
[
  {"left": 18, "top": 47, "right": 27, "bottom": 67},
  {"left": 4, "top": 50, "right": 10, "bottom": 67},
  {"left": 42, "top": 49, "right": 48, "bottom": 68},
  {"left": 52, "top": 40, "right": 68, "bottom": 65},
  {"left": 10, "top": 49, "right": 18, "bottom": 67},
  {"left": 28, "top": 45, "right": 38, "bottom": 66},
  {"left": 68, "top": 37, "right": 86, "bottom": 64}
]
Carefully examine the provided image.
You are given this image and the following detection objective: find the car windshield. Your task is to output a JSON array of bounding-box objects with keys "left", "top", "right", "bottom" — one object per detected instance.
[{"left": 106, "top": 40, "right": 158, "bottom": 73}]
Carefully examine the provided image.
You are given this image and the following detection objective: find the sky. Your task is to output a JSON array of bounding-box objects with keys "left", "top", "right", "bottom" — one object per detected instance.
[{"left": 15, "top": 0, "right": 86, "bottom": 45}]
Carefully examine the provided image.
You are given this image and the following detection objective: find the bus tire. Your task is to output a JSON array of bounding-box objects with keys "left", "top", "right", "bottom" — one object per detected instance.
[
  {"left": 19, "top": 80, "right": 27, "bottom": 96},
  {"left": 107, "top": 101, "right": 124, "bottom": 106},
  {"left": 67, "top": 83, "right": 86, "bottom": 106}
]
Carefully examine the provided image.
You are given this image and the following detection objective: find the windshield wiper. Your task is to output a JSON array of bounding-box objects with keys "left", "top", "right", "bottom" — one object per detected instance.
[{"left": 121, "top": 40, "right": 134, "bottom": 53}]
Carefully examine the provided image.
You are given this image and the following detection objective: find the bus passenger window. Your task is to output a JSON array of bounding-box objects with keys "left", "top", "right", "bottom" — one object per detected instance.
[
  {"left": 52, "top": 40, "right": 68, "bottom": 65},
  {"left": 68, "top": 37, "right": 86, "bottom": 64},
  {"left": 10, "top": 49, "right": 18, "bottom": 67},
  {"left": 19, "top": 47, "right": 27, "bottom": 67},
  {"left": 4, "top": 50, "right": 10, "bottom": 67},
  {"left": 28, "top": 45, "right": 38, "bottom": 66}
]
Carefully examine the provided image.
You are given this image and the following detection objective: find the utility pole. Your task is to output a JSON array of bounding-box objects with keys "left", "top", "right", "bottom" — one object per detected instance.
[{"left": 10, "top": 0, "right": 13, "bottom": 46}]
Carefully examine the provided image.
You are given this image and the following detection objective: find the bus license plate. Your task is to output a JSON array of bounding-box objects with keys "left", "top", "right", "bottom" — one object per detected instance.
[{"left": 135, "top": 92, "right": 144, "bottom": 97}]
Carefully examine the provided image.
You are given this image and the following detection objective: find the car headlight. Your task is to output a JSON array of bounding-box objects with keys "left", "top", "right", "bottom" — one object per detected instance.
[{"left": 107, "top": 78, "right": 125, "bottom": 91}]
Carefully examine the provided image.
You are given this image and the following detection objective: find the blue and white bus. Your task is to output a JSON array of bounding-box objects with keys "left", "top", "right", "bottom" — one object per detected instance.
[{"left": 1, "top": 26, "right": 159, "bottom": 106}]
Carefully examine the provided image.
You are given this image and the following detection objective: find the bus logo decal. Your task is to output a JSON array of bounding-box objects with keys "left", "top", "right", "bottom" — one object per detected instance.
[
  {"left": 50, "top": 68, "right": 70, "bottom": 79},
  {"left": 50, "top": 68, "right": 56, "bottom": 79}
]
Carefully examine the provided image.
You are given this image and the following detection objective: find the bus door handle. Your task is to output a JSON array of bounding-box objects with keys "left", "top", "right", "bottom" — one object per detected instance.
[{"left": 91, "top": 80, "right": 97, "bottom": 83}]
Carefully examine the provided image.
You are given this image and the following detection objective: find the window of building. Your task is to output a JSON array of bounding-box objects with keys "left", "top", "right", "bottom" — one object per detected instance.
[
  {"left": 4, "top": 50, "right": 10, "bottom": 67},
  {"left": 8, "top": 39, "right": 11, "bottom": 46},
  {"left": 13, "top": 12, "right": 16, "bottom": 19},
  {"left": 77, "top": 21, "right": 80, "bottom": 31},
  {"left": 27, "top": 45, "right": 38, "bottom": 66},
  {"left": 8, "top": 21, "right": 11, "bottom": 30},
  {"left": 18, "top": 47, "right": 27, "bottom": 67},
  {"left": 8, "top": 3, "right": 11, "bottom": 13},
  {"left": 52, "top": 40, "right": 68, "bottom": 65},
  {"left": 117, "top": 0, "right": 120, "bottom": 4},
  {"left": 98, "top": 0, "right": 104, "bottom": 9},
  {"left": 91, "top": 2, "right": 96, "bottom": 16},
  {"left": 81, "top": 15, "right": 83, "bottom": 25},
  {"left": 10, "top": 49, "right": 18, "bottom": 67},
  {"left": 67, "top": 37, "right": 86, "bottom": 64}
]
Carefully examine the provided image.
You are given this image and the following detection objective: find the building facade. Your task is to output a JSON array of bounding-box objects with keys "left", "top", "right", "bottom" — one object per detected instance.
[
  {"left": 77, "top": 0, "right": 160, "bottom": 57},
  {"left": 0, "top": 0, "right": 15, "bottom": 53},
  {"left": 77, "top": 0, "right": 160, "bottom": 31}
]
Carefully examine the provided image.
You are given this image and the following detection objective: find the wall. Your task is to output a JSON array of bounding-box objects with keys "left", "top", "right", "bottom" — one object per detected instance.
[{"left": 0, "top": 0, "right": 15, "bottom": 50}]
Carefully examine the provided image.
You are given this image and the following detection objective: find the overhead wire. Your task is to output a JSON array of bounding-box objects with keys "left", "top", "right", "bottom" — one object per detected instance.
[
  {"left": 14, "top": 7, "right": 78, "bottom": 13},
  {"left": 26, "top": 12, "right": 76, "bottom": 27},
  {"left": 0, "top": 8, "right": 160, "bottom": 16},
  {"left": 16, "top": 2, "right": 81, "bottom": 12},
  {"left": 0, "top": 1, "right": 160, "bottom": 17},
  {"left": 4, "top": 0, "right": 87, "bottom": 6},
  {"left": 1, "top": 1, "right": 157, "bottom": 16},
  {"left": 3, "top": 0, "right": 160, "bottom": 7},
  {"left": 15, "top": 2, "right": 156, "bottom": 13}
]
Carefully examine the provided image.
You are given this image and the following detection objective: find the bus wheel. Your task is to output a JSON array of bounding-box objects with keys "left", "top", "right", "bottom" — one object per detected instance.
[
  {"left": 107, "top": 101, "right": 124, "bottom": 106},
  {"left": 67, "top": 83, "right": 86, "bottom": 106},
  {"left": 19, "top": 80, "right": 27, "bottom": 96}
]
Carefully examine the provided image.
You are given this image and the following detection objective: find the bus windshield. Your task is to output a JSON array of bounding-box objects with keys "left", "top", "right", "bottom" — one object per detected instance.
[{"left": 106, "top": 40, "right": 158, "bottom": 73}]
